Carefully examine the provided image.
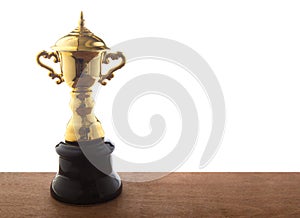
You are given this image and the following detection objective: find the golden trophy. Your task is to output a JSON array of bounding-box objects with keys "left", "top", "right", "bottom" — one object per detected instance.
[{"left": 37, "top": 12, "right": 125, "bottom": 205}]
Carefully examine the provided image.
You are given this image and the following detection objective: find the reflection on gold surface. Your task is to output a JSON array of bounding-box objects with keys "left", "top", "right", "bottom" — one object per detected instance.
[{"left": 37, "top": 12, "right": 126, "bottom": 143}]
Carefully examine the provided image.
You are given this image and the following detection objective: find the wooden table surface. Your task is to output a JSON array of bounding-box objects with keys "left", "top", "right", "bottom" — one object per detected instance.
[{"left": 0, "top": 173, "right": 299, "bottom": 217}]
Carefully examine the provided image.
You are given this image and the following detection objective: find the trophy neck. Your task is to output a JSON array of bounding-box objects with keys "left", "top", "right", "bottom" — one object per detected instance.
[{"left": 65, "top": 88, "right": 105, "bottom": 142}]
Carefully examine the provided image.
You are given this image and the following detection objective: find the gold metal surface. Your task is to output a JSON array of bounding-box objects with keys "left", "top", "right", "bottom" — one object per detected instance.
[
  {"left": 37, "top": 51, "right": 64, "bottom": 84},
  {"left": 100, "top": 51, "right": 126, "bottom": 85},
  {"left": 52, "top": 12, "right": 108, "bottom": 52},
  {"left": 37, "top": 12, "right": 126, "bottom": 143}
]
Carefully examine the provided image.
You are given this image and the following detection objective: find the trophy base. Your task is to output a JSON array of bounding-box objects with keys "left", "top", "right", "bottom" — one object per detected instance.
[{"left": 50, "top": 140, "right": 122, "bottom": 205}]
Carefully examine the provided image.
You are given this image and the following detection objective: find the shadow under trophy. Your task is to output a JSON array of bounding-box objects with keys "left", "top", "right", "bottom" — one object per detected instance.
[{"left": 37, "top": 12, "right": 126, "bottom": 205}]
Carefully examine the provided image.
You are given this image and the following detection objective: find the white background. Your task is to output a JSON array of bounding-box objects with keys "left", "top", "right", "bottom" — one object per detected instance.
[{"left": 0, "top": 0, "right": 300, "bottom": 172}]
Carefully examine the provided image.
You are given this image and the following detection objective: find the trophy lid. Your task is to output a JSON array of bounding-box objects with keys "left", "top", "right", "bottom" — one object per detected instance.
[{"left": 51, "top": 12, "right": 108, "bottom": 52}]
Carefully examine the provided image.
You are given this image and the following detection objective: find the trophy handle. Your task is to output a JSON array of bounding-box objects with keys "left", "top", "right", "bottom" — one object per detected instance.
[
  {"left": 99, "top": 51, "right": 126, "bottom": 85},
  {"left": 37, "top": 50, "right": 64, "bottom": 84}
]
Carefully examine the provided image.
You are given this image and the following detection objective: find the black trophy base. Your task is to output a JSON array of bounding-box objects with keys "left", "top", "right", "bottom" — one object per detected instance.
[{"left": 50, "top": 139, "right": 122, "bottom": 205}]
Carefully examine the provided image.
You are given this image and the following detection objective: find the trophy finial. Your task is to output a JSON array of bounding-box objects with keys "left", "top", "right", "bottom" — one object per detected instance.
[{"left": 79, "top": 11, "right": 85, "bottom": 28}]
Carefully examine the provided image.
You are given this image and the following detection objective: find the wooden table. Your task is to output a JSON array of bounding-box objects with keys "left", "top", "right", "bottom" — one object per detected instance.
[{"left": 0, "top": 173, "right": 299, "bottom": 217}]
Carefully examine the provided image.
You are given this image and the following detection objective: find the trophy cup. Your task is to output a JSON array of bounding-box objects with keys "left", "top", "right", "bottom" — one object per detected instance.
[{"left": 37, "top": 12, "right": 125, "bottom": 205}]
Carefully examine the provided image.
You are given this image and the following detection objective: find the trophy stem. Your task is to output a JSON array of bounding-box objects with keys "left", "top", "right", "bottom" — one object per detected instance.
[{"left": 65, "top": 88, "right": 105, "bottom": 143}]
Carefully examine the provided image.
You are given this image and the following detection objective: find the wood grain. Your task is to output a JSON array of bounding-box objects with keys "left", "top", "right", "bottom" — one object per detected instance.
[{"left": 0, "top": 173, "right": 299, "bottom": 217}]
